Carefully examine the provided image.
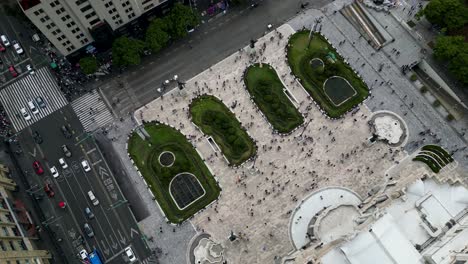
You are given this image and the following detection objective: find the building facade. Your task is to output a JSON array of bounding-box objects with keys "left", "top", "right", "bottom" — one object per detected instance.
[
  {"left": 17, "top": 0, "right": 168, "bottom": 56},
  {"left": 0, "top": 163, "right": 51, "bottom": 264}
]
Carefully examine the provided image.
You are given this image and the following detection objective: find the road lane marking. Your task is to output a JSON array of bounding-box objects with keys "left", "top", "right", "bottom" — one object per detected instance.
[
  {"left": 92, "top": 160, "right": 103, "bottom": 166},
  {"left": 118, "top": 229, "right": 126, "bottom": 245},
  {"left": 130, "top": 228, "right": 139, "bottom": 239},
  {"left": 86, "top": 148, "right": 96, "bottom": 154}
]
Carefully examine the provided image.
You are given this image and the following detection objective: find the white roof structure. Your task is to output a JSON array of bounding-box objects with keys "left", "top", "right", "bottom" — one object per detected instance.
[
  {"left": 374, "top": 115, "right": 403, "bottom": 144},
  {"left": 322, "top": 179, "right": 468, "bottom": 264}
]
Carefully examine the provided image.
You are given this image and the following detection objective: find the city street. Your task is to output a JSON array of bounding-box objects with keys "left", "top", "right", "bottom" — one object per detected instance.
[{"left": 8, "top": 105, "right": 153, "bottom": 263}]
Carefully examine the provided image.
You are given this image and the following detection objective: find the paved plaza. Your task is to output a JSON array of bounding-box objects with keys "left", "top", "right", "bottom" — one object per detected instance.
[{"left": 134, "top": 23, "right": 414, "bottom": 262}]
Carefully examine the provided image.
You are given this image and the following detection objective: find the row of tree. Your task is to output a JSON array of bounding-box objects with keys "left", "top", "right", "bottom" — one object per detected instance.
[
  {"left": 417, "top": 0, "right": 468, "bottom": 85},
  {"left": 80, "top": 3, "right": 199, "bottom": 74}
]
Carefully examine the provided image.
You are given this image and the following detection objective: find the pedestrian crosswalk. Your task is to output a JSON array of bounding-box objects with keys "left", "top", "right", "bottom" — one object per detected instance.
[
  {"left": 0, "top": 67, "right": 68, "bottom": 132},
  {"left": 71, "top": 90, "right": 114, "bottom": 132}
]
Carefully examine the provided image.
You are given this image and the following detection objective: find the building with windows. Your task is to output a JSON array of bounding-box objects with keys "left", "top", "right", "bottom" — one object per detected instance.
[
  {"left": 0, "top": 163, "right": 51, "bottom": 264},
  {"left": 17, "top": 0, "right": 171, "bottom": 56}
]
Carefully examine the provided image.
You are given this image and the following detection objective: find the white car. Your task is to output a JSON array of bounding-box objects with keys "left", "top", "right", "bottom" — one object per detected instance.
[
  {"left": 0, "top": 35, "right": 10, "bottom": 47},
  {"left": 26, "top": 64, "right": 35, "bottom": 74},
  {"left": 50, "top": 166, "right": 59, "bottom": 178},
  {"left": 87, "top": 191, "right": 99, "bottom": 206},
  {"left": 13, "top": 42, "right": 23, "bottom": 54},
  {"left": 20, "top": 108, "right": 31, "bottom": 121},
  {"left": 124, "top": 247, "right": 137, "bottom": 262},
  {"left": 58, "top": 158, "right": 68, "bottom": 169},
  {"left": 79, "top": 249, "right": 88, "bottom": 260},
  {"left": 81, "top": 160, "right": 91, "bottom": 172},
  {"left": 28, "top": 101, "right": 39, "bottom": 115}
]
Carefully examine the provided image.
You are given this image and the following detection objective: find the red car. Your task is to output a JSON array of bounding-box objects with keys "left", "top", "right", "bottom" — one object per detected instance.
[
  {"left": 8, "top": 65, "right": 18, "bottom": 77},
  {"left": 0, "top": 44, "right": 5, "bottom": 52},
  {"left": 32, "top": 161, "right": 44, "bottom": 175},
  {"left": 44, "top": 184, "right": 55, "bottom": 197}
]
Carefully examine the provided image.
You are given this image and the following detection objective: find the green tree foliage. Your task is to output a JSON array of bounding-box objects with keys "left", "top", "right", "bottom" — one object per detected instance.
[
  {"left": 112, "top": 36, "right": 145, "bottom": 66},
  {"left": 434, "top": 36, "right": 468, "bottom": 85},
  {"left": 165, "top": 3, "right": 200, "bottom": 39},
  {"left": 79, "top": 56, "right": 98, "bottom": 74},
  {"left": 420, "top": 0, "right": 468, "bottom": 31},
  {"left": 145, "top": 18, "right": 170, "bottom": 53}
]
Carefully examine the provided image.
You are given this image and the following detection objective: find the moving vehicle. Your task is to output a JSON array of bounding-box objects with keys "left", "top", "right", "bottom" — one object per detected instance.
[
  {"left": 87, "top": 191, "right": 99, "bottom": 206},
  {"left": 125, "top": 247, "right": 137, "bottom": 262},
  {"left": 33, "top": 161, "right": 44, "bottom": 175},
  {"left": 35, "top": 96, "right": 46, "bottom": 108},
  {"left": 9, "top": 65, "right": 18, "bottom": 77},
  {"left": 61, "top": 125, "right": 72, "bottom": 138},
  {"left": 20, "top": 108, "right": 31, "bottom": 121},
  {"left": 61, "top": 144, "right": 72, "bottom": 157},
  {"left": 33, "top": 131, "right": 43, "bottom": 144},
  {"left": 44, "top": 184, "right": 55, "bottom": 197},
  {"left": 13, "top": 41, "right": 23, "bottom": 54},
  {"left": 81, "top": 160, "right": 91, "bottom": 172},
  {"left": 83, "top": 223, "right": 94, "bottom": 238},
  {"left": 0, "top": 35, "right": 10, "bottom": 47},
  {"left": 26, "top": 64, "right": 35, "bottom": 74},
  {"left": 58, "top": 158, "right": 68, "bottom": 169},
  {"left": 88, "top": 250, "right": 103, "bottom": 264},
  {"left": 85, "top": 207, "right": 94, "bottom": 219},
  {"left": 79, "top": 249, "right": 88, "bottom": 260},
  {"left": 28, "top": 101, "right": 39, "bottom": 115},
  {"left": 50, "top": 166, "right": 59, "bottom": 178}
]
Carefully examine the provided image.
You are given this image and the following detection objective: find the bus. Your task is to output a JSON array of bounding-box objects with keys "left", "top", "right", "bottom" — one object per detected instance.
[{"left": 88, "top": 250, "right": 103, "bottom": 264}]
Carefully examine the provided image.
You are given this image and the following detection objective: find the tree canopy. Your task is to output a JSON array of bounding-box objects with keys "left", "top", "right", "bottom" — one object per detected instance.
[
  {"left": 145, "top": 18, "right": 170, "bottom": 53},
  {"left": 112, "top": 36, "right": 145, "bottom": 66},
  {"left": 165, "top": 3, "right": 200, "bottom": 39},
  {"left": 434, "top": 36, "right": 468, "bottom": 85},
  {"left": 79, "top": 56, "right": 98, "bottom": 75},
  {"left": 420, "top": 0, "right": 468, "bottom": 31}
]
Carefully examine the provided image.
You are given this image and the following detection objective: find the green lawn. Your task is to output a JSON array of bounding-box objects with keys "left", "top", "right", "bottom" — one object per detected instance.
[
  {"left": 287, "top": 31, "right": 369, "bottom": 118},
  {"left": 190, "top": 95, "right": 256, "bottom": 165},
  {"left": 128, "top": 123, "right": 220, "bottom": 224},
  {"left": 244, "top": 64, "right": 304, "bottom": 133}
]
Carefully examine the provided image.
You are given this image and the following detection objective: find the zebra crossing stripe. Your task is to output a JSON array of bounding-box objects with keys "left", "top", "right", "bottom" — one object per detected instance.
[
  {"left": 0, "top": 67, "right": 68, "bottom": 132},
  {"left": 71, "top": 90, "right": 114, "bottom": 132}
]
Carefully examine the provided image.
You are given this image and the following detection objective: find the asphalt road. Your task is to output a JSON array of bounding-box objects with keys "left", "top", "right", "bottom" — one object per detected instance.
[
  {"left": 10, "top": 105, "right": 151, "bottom": 263},
  {"left": 0, "top": 9, "right": 48, "bottom": 87},
  {"left": 99, "top": 0, "right": 332, "bottom": 116}
]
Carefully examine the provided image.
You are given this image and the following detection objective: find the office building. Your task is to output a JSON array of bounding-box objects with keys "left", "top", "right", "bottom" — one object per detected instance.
[
  {"left": 0, "top": 163, "right": 51, "bottom": 264},
  {"left": 17, "top": 0, "right": 170, "bottom": 56}
]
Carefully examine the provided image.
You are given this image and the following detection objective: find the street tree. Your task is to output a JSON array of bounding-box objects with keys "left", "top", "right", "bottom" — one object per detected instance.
[
  {"left": 112, "top": 36, "right": 145, "bottom": 66},
  {"left": 448, "top": 52, "right": 468, "bottom": 85},
  {"left": 433, "top": 35, "right": 466, "bottom": 60},
  {"left": 165, "top": 3, "right": 200, "bottom": 39},
  {"left": 145, "top": 18, "right": 170, "bottom": 53},
  {"left": 419, "top": 0, "right": 468, "bottom": 31},
  {"left": 79, "top": 56, "right": 98, "bottom": 75}
]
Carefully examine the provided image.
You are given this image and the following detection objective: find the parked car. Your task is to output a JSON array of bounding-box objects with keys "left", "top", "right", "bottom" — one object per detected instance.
[
  {"left": 1, "top": 35, "right": 10, "bottom": 47},
  {"left": 81, "top": 160, "right": 91, "bottom": 172},
  {"left": 12, "top": 41, "right": 23, "bottom": 55},
  {"left": 87, "top": 191, "right": 99, "bottom": 206},
  {"left": 32, "top": 161, "right": 44, "bottom": 175},
  {"left": 35, "top": 96, "right": 46, "bottom": 108},
  {"left": 125, "top": 247, "right": 137, "bottom": 262},
  {"left": 58, "top": 158, "right": 68, "bottom": 169},
  {"left": 0, "top": 43, "right": 5, "bottom": 52},
  {"left": 44, "top": 184, "right": 55, "bottom": 197},
  {"left": 50, "top": 166, "right": 59, "bottom": 178},
  {"left": 62, "top": 144, "right": 72, "bottom": 157},
  {"left": 20, "top": 108, "right": 31, "bottom": 121},
  {"left": 32, "top": 34, "right": 40, "bottom": 42},
  {"left": 61, "top": 125, "right": 72, "bottom": 139},
  {"left": 79, "top": 249, "right": 88, "bottom": 260},
  {"left": 32, "top": 131, "right": 43, "bottom": 144},
  {"left": 8, "top": 65, "right": 18, "bottom": 77},
  {"left": 85, "top": 207, "right": 94, "bottom": 219},
  {"left": 28, "top": 101, "right": 39, "bottom": 115},
  {"left": 83, "top": 223, "right": 94, "bottom": 238}
]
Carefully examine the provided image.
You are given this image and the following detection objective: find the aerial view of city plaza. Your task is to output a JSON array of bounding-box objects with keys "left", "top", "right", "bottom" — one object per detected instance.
[{"left": 0, "top": 0, "right": 466, "bottom": 263}]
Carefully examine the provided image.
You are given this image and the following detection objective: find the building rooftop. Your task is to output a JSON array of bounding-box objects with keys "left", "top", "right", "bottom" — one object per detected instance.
[{"left": 18, "top": 0, "right": 41, "bottom": 11}]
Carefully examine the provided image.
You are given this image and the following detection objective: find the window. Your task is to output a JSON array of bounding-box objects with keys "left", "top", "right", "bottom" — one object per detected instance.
[
  {"left": 46, "top": 24, "right": 52, "bottom": 29},
  {"left": 89, "top": 18, "right": 100, "bottom": 25},
  {"left": 127, "top": 13, "right": 135, "bottom": 19},
  {"left": 142, "top": 0, "right": 152, "bottom": 4},
  {"left": 56, "top": 7, "right": 65, "bottom": 15},
  {"left": 2, "top": 227, "right": 8, "bottom": 236},
  {"left": 75, "top": 0, "right": 88, "bottom": 5},
  {"left": 144, "top": 3, "right": 154, "bottom": 10},
  {"left": 109, "top": 8, "right": 116, "bottom": 14},
  {"left": 125, "top": 8, "right": 133, "bottom": 13},
  {"left": 80, "top": 5, "right": 93, "bottom": 13},
  {"left": 51, "top": 22, "right": 56, "bottom": 28},
  {"left": 57, "top": 34, "right": 65, "bottom": 41},
  {"left": 85, "top": 12, "right": 96, "bottom": 19},
  {"left": 80, "top": 38, "right": 88, "bottom": 44},
  {"left": 104, "top": 2, "right": 113, "bottom": 8},
  {"left": 122, "top": 1, "right": 130, "bottom": 7},
  {"left": 40, "top": 17, "right": 46, "bottom": 23},
  {"left": 8, "top": 241, "right": 15, "bottom": 251},
  {"left": 0, "top": 241, "right": 5, "bottom": 251},
  {"left": 116, "top": 19, "right": 123, "bottom": 25}
]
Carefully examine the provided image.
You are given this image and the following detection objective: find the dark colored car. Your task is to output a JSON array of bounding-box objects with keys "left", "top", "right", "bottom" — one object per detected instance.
[
  {"left": 62, "top": 144, "right": 72, "bottom": 157},
  {"left": 44, "top": 184, "right": 55, "bottom": 197},
  {"left": 33, "top": 161, "right": 44, "bottom": 175},
  {"left": 35, "top": 96, "right": 46, "bottom": 108},
  {"left": 33, "top": 131, "right": 43, "bottom": 144},
  {"left": 8, "top": 65, "right": 18, "bottom": 77},
  {"left": 61, "top": 125, "right": 72, "bottom": 139}
]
